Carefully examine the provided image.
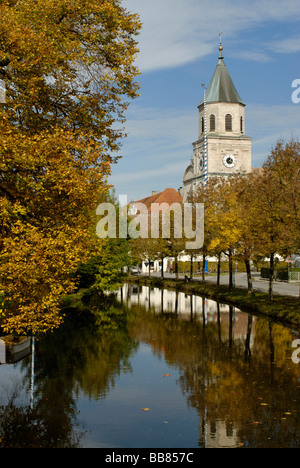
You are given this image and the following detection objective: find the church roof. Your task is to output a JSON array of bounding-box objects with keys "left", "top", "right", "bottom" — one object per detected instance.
[{"left": 199, "top": 47, "right": 245, "bottom": 106}]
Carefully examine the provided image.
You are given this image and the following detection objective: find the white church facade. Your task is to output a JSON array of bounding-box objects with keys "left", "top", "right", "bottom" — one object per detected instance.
[{"left": 183, "top": 43, "right": 252, "bottom": 201}]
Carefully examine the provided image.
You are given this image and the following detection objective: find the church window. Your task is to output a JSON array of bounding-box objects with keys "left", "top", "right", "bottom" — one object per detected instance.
[
  {"left": 240, "top": 116, "right": 243, "bottom": 133},
  {"left": 210, "top": 114, "right": 216, "bottom": 132},
  {"left": 225, "top": 114, "right": 232, "bottom": 131},
  {"left": 202, "top": 117, "right": 204, "bottom": 133}
]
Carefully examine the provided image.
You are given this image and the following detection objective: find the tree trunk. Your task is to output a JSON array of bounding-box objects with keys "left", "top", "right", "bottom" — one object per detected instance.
[
  {"left": 202, "top": 253, "right": 206, "bottom": 283},
  {"left": 175, "top": 290, "right": 178, "bottom": 314},
  {"left": 202, "top": 297, "right": 206, "bottom": 325},
  {"left": 229, "top": 306, "right": 233, "bottom": 348},
  {"left": 190, "top": 254, "right": 193, "bottom": 279},
  {"left": 269, "top": 252, "right": 275, "bottom": 301},
  {"left": 269, "top": 322, "right": 275, "bottom": 366},
  {"left": 245, "top": 315, "right": 253, "bottom": 360},
  {"left": 161, "top": 257, "right": 164, "bottom": 278},
  {"left": 217, "top": 253, "right": 221, "bottom": 286},
  {"left": 217, "top": 303, "right": 221, "bottom": 342},
  {"left": 229, "top": 250, "right": 233, "bottom": 291},
  {"left": 175, "top": 255, "right": 179, "bottom": 279},
  {"left": 245, "top": 258, "right": 253, "bottom": 294}
]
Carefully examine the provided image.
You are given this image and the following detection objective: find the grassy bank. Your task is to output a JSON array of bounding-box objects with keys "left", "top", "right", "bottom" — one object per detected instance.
[{"left": 126, "top": 275, "right": 300, "bottom": 330}]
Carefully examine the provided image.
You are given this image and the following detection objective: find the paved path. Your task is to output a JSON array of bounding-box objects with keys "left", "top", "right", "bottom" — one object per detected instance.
[{"left": 145, "top": 271, "right": 300, "bottom": 298}]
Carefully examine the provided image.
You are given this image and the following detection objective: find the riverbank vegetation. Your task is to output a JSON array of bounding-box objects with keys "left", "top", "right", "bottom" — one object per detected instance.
[{"left": 0, "top": 0, "right": 141, "bottom": 334}]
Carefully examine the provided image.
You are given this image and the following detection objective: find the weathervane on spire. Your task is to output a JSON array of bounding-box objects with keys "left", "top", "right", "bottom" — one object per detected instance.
[{"left": 219, "top": 30, "right": 223, "bottom": 59}]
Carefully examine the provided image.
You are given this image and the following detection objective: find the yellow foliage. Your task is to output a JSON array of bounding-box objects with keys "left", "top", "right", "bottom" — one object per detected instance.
[{"left": 0, "top": 0, "right": 141, "bottom": 334}]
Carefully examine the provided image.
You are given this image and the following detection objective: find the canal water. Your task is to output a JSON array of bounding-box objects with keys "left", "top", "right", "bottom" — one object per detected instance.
[{"left": 0, "top": 283, "right": 300, "bottom": 448}]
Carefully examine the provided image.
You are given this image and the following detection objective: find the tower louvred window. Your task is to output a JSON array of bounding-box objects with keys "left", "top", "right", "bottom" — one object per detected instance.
[{"left": 225, "top": 114, "right": 232, "bottom": 131}]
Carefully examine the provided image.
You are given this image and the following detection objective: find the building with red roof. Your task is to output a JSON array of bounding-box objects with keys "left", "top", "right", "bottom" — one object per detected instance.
[{"left": 130, "top": 188, "right": 183, "bottom": 215}]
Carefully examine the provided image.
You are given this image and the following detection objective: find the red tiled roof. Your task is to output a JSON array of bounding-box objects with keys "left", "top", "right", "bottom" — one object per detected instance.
[
  {"left": 132, "top": 188, "right": 183, "bottom": 213},
  {"left": 134, "top": 188, "right": 182, "bottom": 205}
]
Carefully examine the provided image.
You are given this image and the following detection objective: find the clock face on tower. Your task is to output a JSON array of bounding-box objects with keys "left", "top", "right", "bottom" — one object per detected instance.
[{"left": 223, "top": 154, "right": 237, "bottom": 168}]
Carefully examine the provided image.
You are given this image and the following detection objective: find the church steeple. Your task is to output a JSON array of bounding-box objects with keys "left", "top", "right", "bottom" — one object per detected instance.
[
  {"left": 199, "top": 43, "right": 244, "bottom": 107},
  {"left": 183, "top": 40, "right": 252, "bottom": 200}
]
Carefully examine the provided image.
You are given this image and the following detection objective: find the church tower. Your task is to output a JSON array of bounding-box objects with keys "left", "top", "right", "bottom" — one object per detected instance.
[{"left": 183, "top": 42, "right": 252, "bottom": 200}]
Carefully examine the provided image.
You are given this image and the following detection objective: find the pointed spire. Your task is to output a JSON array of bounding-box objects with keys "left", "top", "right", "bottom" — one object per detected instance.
[{"left": 199, "top": 39, "right": 244, "bottom": 106}]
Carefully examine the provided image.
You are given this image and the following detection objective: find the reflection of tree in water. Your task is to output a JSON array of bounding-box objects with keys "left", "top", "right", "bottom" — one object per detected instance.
[
  {"left": 127, "top": 296, "right": 300, "bottom": 448},
  {"left": 0, "top": 294, "right": 138, "bottom": 448},
  {"left": 0, "top": 399, "right": 82, "bottom": 448},
  {"left": 1, "top": 285, "right": 299, "bottom": 448}
]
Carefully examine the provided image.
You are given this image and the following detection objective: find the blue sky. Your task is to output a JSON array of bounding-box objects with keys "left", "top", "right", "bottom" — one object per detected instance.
[{"left": 109, "top": 0, "right": 300, "bottom": 202}]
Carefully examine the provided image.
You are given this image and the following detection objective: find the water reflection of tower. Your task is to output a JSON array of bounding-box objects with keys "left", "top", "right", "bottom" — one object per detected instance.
[
  {"left": 197, "top": 305, "right": 240, "bottom": 448},
  {"left": 119, "top": 283, "right": 258, "bottom": 447},
  {"left": 199, "top": 417, "right": 239, "bottom": 448}
]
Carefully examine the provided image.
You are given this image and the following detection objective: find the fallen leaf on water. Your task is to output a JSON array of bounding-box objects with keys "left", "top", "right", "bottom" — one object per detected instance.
[
  {"left": 260, "top": 403, "right": 269, "bottom": 406},
  {"left": 284, "top": 412, "right": 291, "bottom": 415},
  {"left": 163, "top": 374, "right": 170, "bottom": 377},
  {"left": 142, "top": 408, "right": 150, "bottom": 411}
]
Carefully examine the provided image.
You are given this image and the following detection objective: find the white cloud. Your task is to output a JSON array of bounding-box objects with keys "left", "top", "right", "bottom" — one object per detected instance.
[
  {"left": 271, "top": 36, "right": 300, "bottom": 54},
  {"left": 247, "top": 104, "right": 300, "bottom": 136},
  {"left": 111, "top": 160, "right": 185, "bottom": 185},
  {"left": 123, "top": 107, "right": 196, "bottom": 148},
  {"left": 124, "top": 0, "right": 300, "bottom": 72},
  {"left": 246, "top": 103, "right": 300, "bottom": 165},
  {"left": 108, "top": 1, "right": 300, "bottom": 200},
  {"left": 110, "top": 101, "right": 300, "bottom": 199},
  {"left": 109, "top": 105, "right": 196, "bottom": 199},
  {"left": 231, "top": 50, "right": 273, "bottom": 63}
]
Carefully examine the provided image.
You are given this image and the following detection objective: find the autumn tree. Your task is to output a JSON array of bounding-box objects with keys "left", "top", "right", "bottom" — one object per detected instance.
[
  {"left": 223, "top": 173, "right": 261, "bottom": 294},
  {"left": 148, "top": 216, "right": 173, "bottom": 279},
  {"left": 163, "top": 204, "right": 186, "bottom": 278},
  {"left": 263, "top": 139, "right": 300, "bottom": 254},
  {"left": 131, "top": 237, "right": 152, "bottom": 277},
  {"left": 0, "top": 0, "right": 141, "bottom": 334},
  {"left": 189, "top": 178, "right": 220, "bottom": 282},
  {"left": 205, "top": 177, "right": 243, "bottom": 291},
  {"left": 130, "top": 204, "right": 187, "bottom": 279},
  {"left": 255, "top": 139, "right": 300, "bottom": 299}
]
